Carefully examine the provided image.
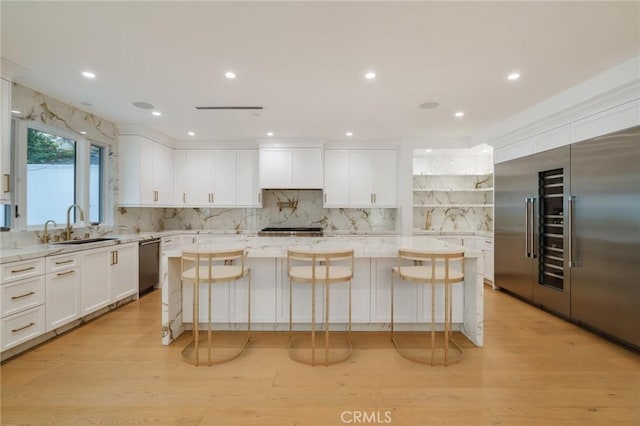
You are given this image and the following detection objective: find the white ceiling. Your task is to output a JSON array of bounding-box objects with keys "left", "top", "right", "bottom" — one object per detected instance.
[{"left": 2, "top": 1, "right": 639, "bottom": 145}]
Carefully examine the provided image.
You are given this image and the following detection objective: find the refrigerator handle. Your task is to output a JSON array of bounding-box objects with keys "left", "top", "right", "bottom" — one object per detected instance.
[
  {"left": 524, "top": 198, "right": 529, "bottom": 258},
  {"left": 531, "top": 197, "right": 536, "bottom": 259},
  {"left": 568, "top": 195, "right": 576, "bottom": 267}
]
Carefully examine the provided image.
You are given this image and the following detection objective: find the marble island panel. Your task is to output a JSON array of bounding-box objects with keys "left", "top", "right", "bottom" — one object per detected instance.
[{"left": 161, "top": 235, "right": 483, "bottom": 348}]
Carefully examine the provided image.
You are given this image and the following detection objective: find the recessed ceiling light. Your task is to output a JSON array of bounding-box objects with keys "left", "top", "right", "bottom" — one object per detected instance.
[
  {"left": 267, "top": 131, "right": 274, "bottom": 137},
  {"left": 187, "top": 131, "right": 195, "bottom": 136},
  {"left": 82, "top": 71, "right": 96, "bottom": 79},
  {"left": 482, "top": 148, "right": 491, "bottom": 153},
  {"left": 507, "top": 72, "right": 521, "bottom": 81},
  {"left": 132, "top": 101, "right": 154, "bottom": 110},
  {"left": 425, "top": 149, "right": 433, "bottom": 153},
  {"left": 10, "top": 110, "right": 21, "bottom": 114},
  {"left": 364, "top": 71, "right": 376, "bottom": 80},
  {"left": 454, "top": 111, "right": 465, "bottom": 118},
  {"left": 79, "top": 131, "right": 87, "bottom": 135},
  {"left": 152, "top": 111, "right": 162, "bottom": 116},
  {"left": 225, "top": 71, "right": 237, "bottom": 79},
  {"left": 345, "top": 132, "right": 353, "bottom": 137}
]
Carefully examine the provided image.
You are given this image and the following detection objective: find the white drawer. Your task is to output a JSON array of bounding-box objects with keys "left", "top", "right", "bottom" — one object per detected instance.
[
  {"left": 0, "top": 276, "right": 45, "bottom": 318},
  {"left": 1, "top": 258, "right": 45, "bottom": 284},
  {"left": 476, "top": 237, "right": 494, "bottom": 252},
  {"left": 46, "top": 253, "right": 80, "bottom": 273},
  {"left": 1, "top": 305, "right": 45, "bottom": 351}
]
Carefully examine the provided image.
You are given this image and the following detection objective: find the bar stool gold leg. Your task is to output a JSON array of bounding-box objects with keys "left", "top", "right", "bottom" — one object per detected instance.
[
  {"left": 194, "top": 281, "right": 199, "bottom": 366},
  {"left": 311, "top": 279, "right": 316, "bottom": 366},
  {"left": 391, "top": 273, "right": 395, "bottom": 341},
  {"left": 208, "top": 282, "right": 212, "bottom": 366},
  {"left": 325, "top": 281, "right": 330, "bottom": 366},
  {"left": 431, "top": 281, "right": 435, "bottom": 366}
]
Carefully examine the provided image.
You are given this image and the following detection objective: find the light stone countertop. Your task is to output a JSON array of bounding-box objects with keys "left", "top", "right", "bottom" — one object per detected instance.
[
  {"left": 163, "top": 235, "right": 480, "bottom": 259},
  {"left": 1, "top": 230, "right": 482, "bottom": 264}
]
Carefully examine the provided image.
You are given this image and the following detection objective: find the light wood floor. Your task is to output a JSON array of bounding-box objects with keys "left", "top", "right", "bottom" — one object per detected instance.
[{"left": 1, "top": 288, "right": 638, "bottom": 426}]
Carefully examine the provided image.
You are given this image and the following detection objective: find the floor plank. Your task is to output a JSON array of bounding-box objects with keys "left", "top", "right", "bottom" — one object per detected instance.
[{"left": 1, "top": 288, "right": 638, "bottom": 425}]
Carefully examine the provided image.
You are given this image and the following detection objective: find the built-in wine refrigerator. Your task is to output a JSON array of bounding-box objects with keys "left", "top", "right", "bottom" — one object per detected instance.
[{"left": 496, "top": 126, "right": 640, "bottom": 350}]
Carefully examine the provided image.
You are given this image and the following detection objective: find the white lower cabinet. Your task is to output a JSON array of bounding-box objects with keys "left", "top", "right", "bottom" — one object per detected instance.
[
  {"left": 81, "top": 243, "right": 139, "bottom": 316},
  {"left": 1, "top": 258, "right": 46, "bottom": 351},
  {"left": 476, "top": 236, "right": 494, "bottom": 283},
  {"left": 110, "top": 243, "right": 138, "bottom": 301},
  {"left": 45, "top": 253, "right": 81, "bottom": 331},
  {"left": 1, "top": 306, "right": 45, "bottom": 351},
  {"left": 81, "top": 249, "right": 111, "bottom": 315}
]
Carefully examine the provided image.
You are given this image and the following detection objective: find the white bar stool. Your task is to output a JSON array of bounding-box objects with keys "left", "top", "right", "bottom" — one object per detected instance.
[
  {"left": 287, "top": 248, "right": 354, "bottom": 366},
  {"left": 181, "top": 248, "right": 251, "bottom": 366},
  {"left": 391, "top": 249, "right": 465, "bottom": 366}
]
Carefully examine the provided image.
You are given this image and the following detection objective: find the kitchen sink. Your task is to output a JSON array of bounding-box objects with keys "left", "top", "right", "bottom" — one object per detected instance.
[{"left": 54, "top": 237, "right": 118, "bottom": 245}]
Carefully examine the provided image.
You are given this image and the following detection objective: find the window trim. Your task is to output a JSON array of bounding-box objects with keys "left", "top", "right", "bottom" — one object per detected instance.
[{"left": 13, "top": 120, "right": 110, "bottom": 231}]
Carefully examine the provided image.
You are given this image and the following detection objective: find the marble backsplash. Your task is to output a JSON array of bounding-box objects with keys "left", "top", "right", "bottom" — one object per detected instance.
[{"left": 158, "top": 189, "right": 397, "bottom": 233}]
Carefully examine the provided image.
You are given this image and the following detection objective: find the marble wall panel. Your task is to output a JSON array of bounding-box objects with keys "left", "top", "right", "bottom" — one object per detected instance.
[
  {"left": 158, "top": 190, "right": 397, "bottom": 232},
  {"left": 413, "top": 206, "right": 493, "bottom": 232}
]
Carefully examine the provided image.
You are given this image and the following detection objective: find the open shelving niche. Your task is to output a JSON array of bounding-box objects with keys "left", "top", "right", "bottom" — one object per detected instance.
[{"left": 411, "top": 151, "right": 494, "bottom": 232}]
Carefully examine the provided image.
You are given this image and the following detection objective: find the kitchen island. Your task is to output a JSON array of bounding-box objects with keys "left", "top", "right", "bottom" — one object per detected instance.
[{"left": 161, "top": 235, "right": 483, "bottom": 346}]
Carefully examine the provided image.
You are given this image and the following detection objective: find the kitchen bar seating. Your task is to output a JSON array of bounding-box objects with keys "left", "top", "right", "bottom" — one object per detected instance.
[
  {"left": 391, "top": 250, "right": 465, "bottom": 366},
  {"left": 180, "top": 248, "right": 251, "bottom": 366},
  {"left": 287, "top": 248, "right": 354, "bottom": 366}
]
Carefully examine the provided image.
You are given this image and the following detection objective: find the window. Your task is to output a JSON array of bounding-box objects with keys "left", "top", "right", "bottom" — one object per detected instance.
[
  {"left": 13, "top": 122, "right": 109, "bottom": 230},
  {"left": 26, "top": 128, "right": 77, "bottom": 225},
  {"left": 89, "top": 144, "right": 105, "bottom": 223}
]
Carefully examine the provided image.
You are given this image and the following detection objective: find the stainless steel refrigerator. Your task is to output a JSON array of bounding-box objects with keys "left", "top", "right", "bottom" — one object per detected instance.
[{"left": 495, "top": 126, "right": 640, "bottom": 349}]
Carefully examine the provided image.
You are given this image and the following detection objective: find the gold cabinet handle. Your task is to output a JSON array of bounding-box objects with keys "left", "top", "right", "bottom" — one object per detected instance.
[
  {"left": 10, "top": 266, "right": 36, "bottom": 274},
  {"left": 324, "top": 193, "right": 327, "bottom": 204},
  {"left": 11, "top": 291, "right": 35, "bottom": 300},
  {"left": 55, "top": 259, "right": 74, "bottom": 265},
  {"left": 3, "top": 174, "right": 9, "bottom": 193},
  {"left": 258, "top": 192, "right": 261, "bottom": 203},
  {"left": 12, "top": 322, "right": 36, "bottom": 333},
  {"left": 56, "top": 270, "right": 76, "bottom": 277},
  {"left": 183, "top": 193, "right": 186, "bottom": 203},
  {"left": 110, "top": 250, "right": 118, "bottom": 265}
]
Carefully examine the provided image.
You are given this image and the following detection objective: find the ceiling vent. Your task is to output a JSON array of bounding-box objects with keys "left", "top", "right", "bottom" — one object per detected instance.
[{"left": 195, "top": 106, "right": 264, "bottom": 110}]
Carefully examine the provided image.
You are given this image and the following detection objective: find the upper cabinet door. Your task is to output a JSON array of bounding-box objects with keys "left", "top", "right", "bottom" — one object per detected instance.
[
  {"left": 292, "top": 148, "right": 323, "bottom": 188},
  {"left": 173, "top": 150, "right": 187, "bottom": 205},
  {"left": 323, "top": 149, "right": 349, "bottom": 206},
  {"left": 0, "top": 78, "right": 11, "bottom": 204},
  {"left": 185, "top": 150, "right": 213, "bottom": 205},
  {"left": 211, "top": 150, "right": 237, "bottom": 206},
  {"left": 349, "top": 150, "right": 374, "bottom": 206},
  {"left": 259, "top": 147, "right": 323, "bottom": 189},
  {"left": 152, "top": 143, "right": 174, "bottom": 204},
  {"left": 237, "top": 149, "right": 261, "bottom": 207},
  {"left": 259, "top": 148, "right": 292, "bottom": 188},
  {"left": 373, "top": 149, "right": 398, "bottom": 206}
]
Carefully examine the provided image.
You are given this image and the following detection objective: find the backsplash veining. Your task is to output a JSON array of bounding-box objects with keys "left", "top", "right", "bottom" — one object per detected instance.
[
  {"left": 157, "top": 190, "right": 397, "bottom": 233},
  {"left": 412, "top": 174, "right": 494, "bottom": 232}
]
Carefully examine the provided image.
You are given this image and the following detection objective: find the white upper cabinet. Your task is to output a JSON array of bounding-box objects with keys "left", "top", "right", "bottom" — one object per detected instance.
[
  {"left": 0, "top": 78, "right": 11, "bottom": 204},
  {"left": 237, "top": 149, "right": 261, "bottom": 207},
  {"left": 175, "top": 149, "right": 259, "bottom": 208},
  {"left": 372, "top": 149, "right": 398, "bottom": 206},
  {"left": 212, "top": 150, "right": 237, "bottom": 206},
  {"left": 178, "top": 150, "right": 236, "bottom": 207},
  {"left": 119, "top": 135, "right": 174, "bottom": 206},
  {"left": 259, "top": 147, "right": 323, "bottom": 189},
  {"left": 323, "top": 149, "right": 349, "bottom": 206},
  {"left": 324, "top": 149, "right": 397, "bottom": 207}
]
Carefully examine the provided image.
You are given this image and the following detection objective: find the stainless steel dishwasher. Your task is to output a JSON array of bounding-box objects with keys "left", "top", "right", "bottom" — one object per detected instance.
[{"left": 138, "top": 238, "right": 160, "bottom": 295}]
